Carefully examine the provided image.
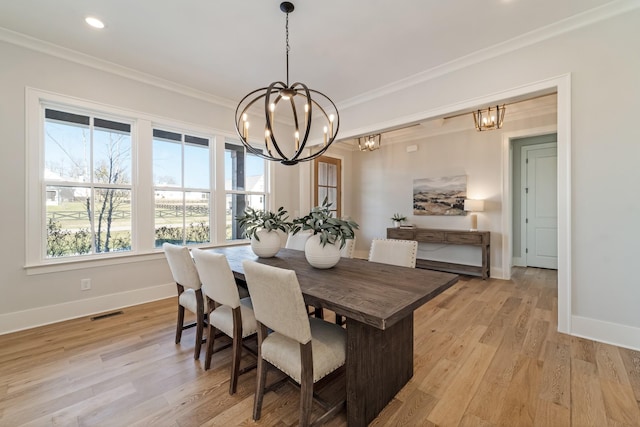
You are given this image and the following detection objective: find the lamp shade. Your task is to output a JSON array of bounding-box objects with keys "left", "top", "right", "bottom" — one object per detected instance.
[{"left": 464, "top": 199, "right": 485, "bottom": 212}]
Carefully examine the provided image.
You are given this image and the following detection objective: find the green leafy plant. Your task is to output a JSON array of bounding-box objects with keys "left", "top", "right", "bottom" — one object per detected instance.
[
  {"left": 237, "top": 206, "right": 291, "bottom": 241},
  {"left": 391, "top": 213, "right": 407, "bottom": 222},
  {"left": 291, "top": 198, "right": 359, "bottom": 248}
]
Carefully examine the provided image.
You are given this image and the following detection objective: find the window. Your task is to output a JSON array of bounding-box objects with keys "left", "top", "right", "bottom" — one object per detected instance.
[
  {"left": 44, "top": 108, "right": 132, "bottom": 257},
  {"left": 153, "top": 129, "right": 211, "bottom": 247},
  {"left": 27, "top": 89, "right": 270, "bottom": 268},
  {"left": 225, "top": 142, "right": 267, "bottom": 240},
  {"left": 314, "top": 156, "right": 341, "bottom": 217}
]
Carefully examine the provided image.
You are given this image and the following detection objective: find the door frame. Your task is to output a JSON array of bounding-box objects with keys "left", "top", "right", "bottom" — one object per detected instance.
[{"left": 313, "top": 155, "right": 342, "bottom": 217}]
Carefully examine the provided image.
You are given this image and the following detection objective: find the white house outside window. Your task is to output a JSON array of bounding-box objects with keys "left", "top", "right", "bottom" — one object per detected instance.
[
  {"left": 44, "top": 109, "right": 133, "bottom": 257},
  {"left": 224, "top": 142, "right": 267, "bottom": 240}
]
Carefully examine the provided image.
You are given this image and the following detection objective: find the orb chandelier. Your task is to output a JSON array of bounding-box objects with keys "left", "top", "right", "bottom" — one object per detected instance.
[
  {"left": 472, "top": 105, "right": 506, "bottom": 131},
  {"left": 234, "top": 1, "right": 340, "bottom": 166}
]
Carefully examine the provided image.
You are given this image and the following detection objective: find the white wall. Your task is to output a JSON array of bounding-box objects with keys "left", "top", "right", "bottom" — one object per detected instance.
[
  {"left": 339, "top": 9, "right": 640, "bottom": 348},
  {"left": 1, "top": 7, "right": 639, "bottom": 350},
  {"left": 0, "top": 41, "right": 299, "bottom": 332}
]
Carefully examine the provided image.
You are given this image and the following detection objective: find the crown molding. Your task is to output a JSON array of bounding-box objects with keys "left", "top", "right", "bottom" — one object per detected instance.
[
  {"left": 2, "top": 1, "right": 636, "bottom": 113},
  {"left": 338, "top": 0, "right": 640, "bottom": 110},
  {"left": 0, "top": 26, "right": 237, "bottom": 110}
]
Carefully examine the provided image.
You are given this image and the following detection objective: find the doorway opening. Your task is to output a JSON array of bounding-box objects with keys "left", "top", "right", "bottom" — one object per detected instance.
[{"left": 511, "top": 134, "right": 558, "bottom": 269}]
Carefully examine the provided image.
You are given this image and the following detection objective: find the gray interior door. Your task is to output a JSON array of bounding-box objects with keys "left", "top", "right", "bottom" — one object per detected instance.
[{"left": 524, "top": 143, "right": 558, "bottom": 269}]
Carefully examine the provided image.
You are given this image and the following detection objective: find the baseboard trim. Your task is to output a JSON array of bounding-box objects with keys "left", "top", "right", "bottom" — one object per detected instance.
[
  {"left": 0, "top": 283, "right": 175, "bottom": 335},
  {"left": 571, "top": 315, "right": 640, "bottom": 351}
]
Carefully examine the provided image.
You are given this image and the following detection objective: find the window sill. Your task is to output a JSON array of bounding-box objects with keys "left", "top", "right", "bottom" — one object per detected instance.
[{"left": 24, "top": 241, "right": 250, "bottom": 275}]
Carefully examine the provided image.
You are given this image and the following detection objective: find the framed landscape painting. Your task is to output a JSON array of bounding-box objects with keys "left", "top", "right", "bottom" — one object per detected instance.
[{"left": 413, "top": 175, "right": 467, "bottom": 215}]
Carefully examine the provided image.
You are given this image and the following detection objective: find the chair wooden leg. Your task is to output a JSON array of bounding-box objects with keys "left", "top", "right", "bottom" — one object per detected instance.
[
  {"left": 194, "top": 289, "right": 204, "bottom": 360},
  {"left": 229, "top": 307, "right": 243, "bottom": 394},
  {"left": 253, "top": 323, "right": 269, "bottom": 421},
  {"left": 175, "top": 284, "right": 185, "bottom": 344},
  {"left": 175, "top": 305, "right": 185, "bottom": 344},
  {"left": 299, "top": 342, "right": 314, "bottom": 427},
  {"left": 204, "top": 298, "right": 216, "bottom": 370}
]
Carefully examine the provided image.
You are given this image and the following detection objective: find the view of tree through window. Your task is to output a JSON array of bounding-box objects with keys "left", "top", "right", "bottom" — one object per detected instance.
[
  {"left": 153, "top": 129, "right": 210, "bottom": 247},
  {"left": 31, "top": 93, "right": 273, "bottom": 264},
  {"left": 44, "top": 109, "right": 132, "bottom": 257}
]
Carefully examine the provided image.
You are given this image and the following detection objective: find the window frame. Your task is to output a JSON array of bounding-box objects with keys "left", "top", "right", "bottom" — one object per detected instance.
[
  {"left": 224, "top": 140, "right": 270, "bottom": 241},
  {"left": 43, "top": 107, "right": 135, "bottom": 257},
  {"left": 152, "top": 127, "right": 212, "bottom": 248},
  {"left": 26, "top": 88, "right": 256, "bottom": 273}
]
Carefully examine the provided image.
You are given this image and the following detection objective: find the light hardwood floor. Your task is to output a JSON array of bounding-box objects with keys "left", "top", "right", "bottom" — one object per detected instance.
[{"left": 1, "top": 267, "right": 639, "bottom": 426}]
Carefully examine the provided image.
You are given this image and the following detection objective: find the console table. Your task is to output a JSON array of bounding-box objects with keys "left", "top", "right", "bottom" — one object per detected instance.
[{"left": 387, "top": 227, "right": 490, "bottom": 279}]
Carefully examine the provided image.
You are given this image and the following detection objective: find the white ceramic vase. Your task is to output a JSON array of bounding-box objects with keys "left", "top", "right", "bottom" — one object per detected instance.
[
  {"left": 304, "top": 234, "right": 341, "bottom": 269},
  {"left": 250, "top": 229, "right": 281, "bottom": 258}
]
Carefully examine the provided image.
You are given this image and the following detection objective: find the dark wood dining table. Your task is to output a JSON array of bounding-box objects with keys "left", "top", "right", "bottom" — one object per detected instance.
[{"left": 209, "top": 245, "right": 459, "bottom": 427}]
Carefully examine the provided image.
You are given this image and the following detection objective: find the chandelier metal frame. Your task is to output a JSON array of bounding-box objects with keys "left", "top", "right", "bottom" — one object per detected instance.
[
  {"left": 358, "top": 134, "right": 382, "bottom": 152},
  {"left": 234, "top": 1, "right": 340, "bottom": 165},
  {"left": 472, "top": 104, "right": 506, "bottom": 131}
]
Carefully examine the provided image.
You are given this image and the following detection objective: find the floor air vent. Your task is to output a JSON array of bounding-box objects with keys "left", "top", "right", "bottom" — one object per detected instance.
[{"left": 91, "top": 310, "right": 124, "bottom": 321}]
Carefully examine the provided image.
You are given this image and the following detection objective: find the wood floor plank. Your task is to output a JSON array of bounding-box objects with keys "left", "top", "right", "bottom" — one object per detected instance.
[
  {"left": 618, "top": 348, "right": 640, "bottom": 405},
  {"left": 495, "top": 355, "right": 542, "bottom": 427},
  {"left": 427, "top": 343, "right": 497, "bottom": 426},
  {"left": 383, "top": 389, "right": 437, "bottom": 426},
  {"left": 1, "top": 267, "right": 639, "bottom": 426},
  {"left": 538, "top": 341, "right": 571, "bottom": 409},
  {"left": 600, "top": 379, "right": 640, "bottom": 426},
  {"left": 596, "top": 342, "right": 633, "bottom": 386},
  {"left": 571, "top": 358, "right": 609, "bottom": 427}
]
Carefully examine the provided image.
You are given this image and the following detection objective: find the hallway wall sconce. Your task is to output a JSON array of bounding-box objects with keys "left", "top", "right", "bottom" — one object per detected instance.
[
  {"left": 358, "top": 134, "right": 381, "bottom": 152},
  {"left": 473, "top": 105, "right": 506, "bottom": 131},
  {"left": 464, "top": 199, "right": 485, "bottom": 231}
]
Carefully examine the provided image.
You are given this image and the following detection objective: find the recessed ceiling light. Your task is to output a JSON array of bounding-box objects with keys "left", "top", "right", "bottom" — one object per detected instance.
[{"left": 85, "top": 17, "right": 105, "bottom": 29}]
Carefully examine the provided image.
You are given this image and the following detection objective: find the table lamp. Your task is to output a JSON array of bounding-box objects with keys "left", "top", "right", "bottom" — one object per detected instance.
[{"left": 463, "top": 199, "right": 485, "bottom": 231}]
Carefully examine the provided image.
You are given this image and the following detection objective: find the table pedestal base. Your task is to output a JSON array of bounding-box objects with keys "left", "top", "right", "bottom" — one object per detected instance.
[{"left": 346, "top": 314, "right": 414, "bottom": 426}]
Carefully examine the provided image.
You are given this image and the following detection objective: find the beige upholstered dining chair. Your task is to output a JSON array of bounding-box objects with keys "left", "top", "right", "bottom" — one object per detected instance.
[
  {"left": 368, "top": 238, "right": 418, "bottom": 268},
  {"left": 191, "top": 249, "right": 258, "bottom": 395},
  {"left": 340, "top": 237, "right": 356, "bottom": 258},
  {"left": 335, "top": 236, "right": 355, "bottom": 326},
  {"left": 285, "top": 230, "right": 313, "bottom": 250},
  {"left": 242, "top": 260, "right": 346, "bottom": 427},
  {"left": 286, "top": 230, "right": 323, "bottom": 319},
  {"left": 162, "top": 242, "right": 206, "bottom": 360}
]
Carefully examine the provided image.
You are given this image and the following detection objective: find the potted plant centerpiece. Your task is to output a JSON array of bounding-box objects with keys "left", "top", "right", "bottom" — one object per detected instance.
[
  {"left": 391, "top": 213, "right": 407, "bottom": 228},
  {"left": 237, "top": 206, "right": 291, "bottom": 258},
  {"left": 291, "top": 198, "right": 359, "bottom": 269}
]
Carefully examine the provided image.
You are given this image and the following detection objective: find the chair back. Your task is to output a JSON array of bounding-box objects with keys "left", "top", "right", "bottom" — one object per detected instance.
[
  {"left": 191, "top": 249, "right": 240, "bottom": 309},
  {"left": 285, "top": 231, "right": 312, "bottom": 251},
  {"left": 242, "top": 261, "right": 312, "bottom": 345},
  {"left": 368, "top": 238, "right": 418, "bottom": 268},
  {"left": 163, "top": 243, "right": 201, "bottom": 290},
  {"left": 340, "top": 237, "right": 355, "bottom": 258}
]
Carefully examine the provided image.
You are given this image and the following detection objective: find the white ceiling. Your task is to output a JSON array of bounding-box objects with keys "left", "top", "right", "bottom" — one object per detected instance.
[
  {"left": 0, "top": 0, "right": 621, "bottom": 107},
  {"left": 1, "top": 0, "right": 628, "bottom": 148}
]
